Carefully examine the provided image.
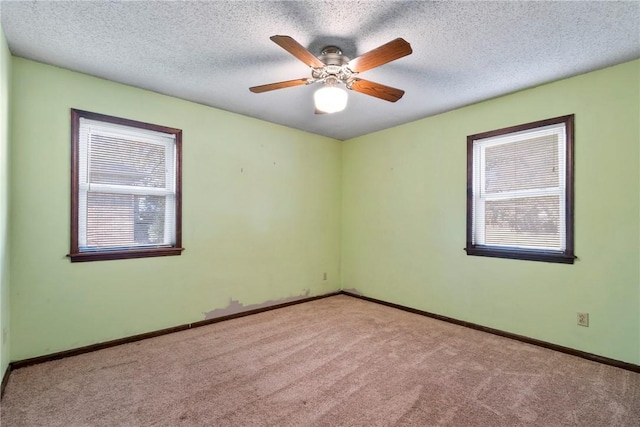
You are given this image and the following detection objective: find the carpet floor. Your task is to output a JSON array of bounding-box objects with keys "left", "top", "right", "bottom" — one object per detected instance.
[{"left": 1, "top": 294, "right": 639, "bottom": 426}]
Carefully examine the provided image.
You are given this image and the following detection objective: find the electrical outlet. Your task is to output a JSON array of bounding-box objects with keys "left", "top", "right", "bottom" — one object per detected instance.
[
  {"left": 577, "top": 312, "right": 589, "bottom": 327},
  {"left": 323, "top": 273, "right": 327, "bottom": 281}
]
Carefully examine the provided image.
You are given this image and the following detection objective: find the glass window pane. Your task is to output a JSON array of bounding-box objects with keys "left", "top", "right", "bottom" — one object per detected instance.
[
  {"left": 86, "top": 193, "right": 166, "bottom": 248},
  {"left": 89, "top": 135, "right": 167, "bottom": 188},
  {"left": 484, "top": 195, "right": 561, "bottom": 249},
  {"left": 485, "top": 135, "right": 559, "bottom": 193}
]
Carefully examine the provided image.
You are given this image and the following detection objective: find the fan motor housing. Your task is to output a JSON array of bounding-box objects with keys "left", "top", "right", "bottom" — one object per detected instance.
[
  {"left": 313, "top": 46, "right": 352, "bottom": 82},
  {"left": 319, "top": 46, "right": 349, "bottom": 67}
]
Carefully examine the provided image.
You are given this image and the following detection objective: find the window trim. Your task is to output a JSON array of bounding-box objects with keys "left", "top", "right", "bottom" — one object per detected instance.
[
  {"left": 465, "top": 115, "right": 575, "bottom": 264},
  {"left": 70, "top": 109, "right": 183, "bottom": 262}
]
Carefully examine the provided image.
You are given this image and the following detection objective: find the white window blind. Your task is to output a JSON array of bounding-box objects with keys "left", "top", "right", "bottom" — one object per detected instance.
[
  {"left": 78, "top": 118, "right": 177, "bottom": 251},
  {"left": 471, "top": 123, "right": 566, "bottom": 251}
]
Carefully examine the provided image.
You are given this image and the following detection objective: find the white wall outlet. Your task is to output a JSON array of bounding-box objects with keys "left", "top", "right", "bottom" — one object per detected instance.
[{"left": 577, "top": 312, "right": 589, "bottom": 327}]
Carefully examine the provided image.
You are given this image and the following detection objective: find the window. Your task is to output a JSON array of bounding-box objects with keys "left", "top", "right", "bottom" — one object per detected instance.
[
  {"left": 466, "top": 115, "right": 574, "bottom": 264},
  {"left": 70, "top": 109, "right": 183, "bottom": 262}
]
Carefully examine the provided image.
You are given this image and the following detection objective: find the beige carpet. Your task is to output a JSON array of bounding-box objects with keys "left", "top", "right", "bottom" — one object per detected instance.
[{"left": 1, "top": 295, "right": 639, "bottom": 426}]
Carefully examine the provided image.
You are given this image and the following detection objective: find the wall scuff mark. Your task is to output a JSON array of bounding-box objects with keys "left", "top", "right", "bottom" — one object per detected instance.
[{"left": 204, "top": 289, "right": 312, "bottom": 320}]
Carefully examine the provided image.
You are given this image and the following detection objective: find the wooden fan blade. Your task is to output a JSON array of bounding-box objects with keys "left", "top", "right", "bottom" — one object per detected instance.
[
  {"left": 270, "top": 35, "right": 325, "bottom": 68},
  {"left": 347, "top": 38, "right": 412, "bottom": 73},
  {"left": 349, "top": 78, "right": 405, "bottom": 102},
  {"left": 249, "top": 78, "right": 312, "bottom": 93}
]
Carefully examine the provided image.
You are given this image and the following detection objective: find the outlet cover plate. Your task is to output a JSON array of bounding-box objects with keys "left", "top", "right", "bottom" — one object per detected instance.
[{"left": 577, "top": 312, "right": 589, "bottom": 327}]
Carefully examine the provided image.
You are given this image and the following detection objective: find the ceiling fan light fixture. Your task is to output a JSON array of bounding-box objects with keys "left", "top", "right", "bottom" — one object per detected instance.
[
  {"left": 250, "top": 35, "right": 412, "bottom": 112},
  {"left": 314, "top": 85, "right": 348, "bottom": 113}
]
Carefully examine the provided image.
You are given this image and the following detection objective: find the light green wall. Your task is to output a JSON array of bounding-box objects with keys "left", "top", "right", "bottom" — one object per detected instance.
[
  {"left": 0, "top": 26, "right": 11, "bottom": 378},
  {"left": 342, "top": 60, "right": 640, "bottom": 364},
  {"left": 10, "top": 58, "right": 341, "bottom": 360},
  {"left": 7, "top": 55, "right": 640, "bottom": 365}
]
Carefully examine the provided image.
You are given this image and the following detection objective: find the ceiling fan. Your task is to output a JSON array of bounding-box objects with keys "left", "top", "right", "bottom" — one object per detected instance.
[{"left": 249, "top": 35, "right": 413, "bottom": 113}]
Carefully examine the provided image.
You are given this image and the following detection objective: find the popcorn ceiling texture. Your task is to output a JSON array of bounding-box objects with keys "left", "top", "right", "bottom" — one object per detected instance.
[{"left": 1, "top": 1, "right": 639, "bottom": 140}]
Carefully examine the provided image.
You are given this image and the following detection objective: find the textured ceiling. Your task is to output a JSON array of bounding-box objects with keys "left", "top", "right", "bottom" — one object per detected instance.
[{"left": 1, "top": 1, "right": 639, "bottom": 140}]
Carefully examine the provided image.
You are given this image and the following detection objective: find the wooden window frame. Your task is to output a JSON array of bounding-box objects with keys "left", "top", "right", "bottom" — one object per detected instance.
[
  {"left": 69, "top": 109, "right": 183, "bottom": 262},
  {"left": 465, "top": 115, "right": 575, "bottom": 264}
]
